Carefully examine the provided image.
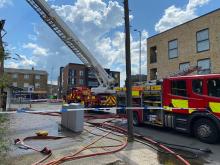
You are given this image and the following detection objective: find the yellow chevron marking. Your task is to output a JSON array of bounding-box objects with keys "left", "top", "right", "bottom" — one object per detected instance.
[{"left": 209, "top": 102, "right": 220, "bottom": 113}]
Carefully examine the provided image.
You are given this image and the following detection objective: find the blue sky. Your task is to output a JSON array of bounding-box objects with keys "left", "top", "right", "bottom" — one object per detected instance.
[{"left": 0, "top": 0, "right": 219, "bottom": 85}]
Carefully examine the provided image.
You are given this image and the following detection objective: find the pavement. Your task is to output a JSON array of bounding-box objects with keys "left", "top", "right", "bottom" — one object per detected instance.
[{"left": 3, "top": 103, "right": 220, "bottom": 165}]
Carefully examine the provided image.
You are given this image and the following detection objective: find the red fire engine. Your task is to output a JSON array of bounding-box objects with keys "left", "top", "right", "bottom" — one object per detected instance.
[
  {"left": 117, "top": 74, "right": 220, "bottom": 143},
  {"left": 66, "top": 87, "right": 117, "bottom": 108}
]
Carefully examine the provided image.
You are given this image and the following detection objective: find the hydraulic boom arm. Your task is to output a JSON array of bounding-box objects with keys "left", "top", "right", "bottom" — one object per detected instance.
[{"left": 26, "top": 0, "right": 115, "bottom": 93}]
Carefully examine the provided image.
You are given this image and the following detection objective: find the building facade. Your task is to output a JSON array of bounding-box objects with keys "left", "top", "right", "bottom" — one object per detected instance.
[
  {"left": 5, "top": 68, "right": 48, "bottom": 98},
  {"left": 59, "top": 63, "right": 120, "bottom": 95},
  {"left": 147, "top": 9, "right": 220, "bottom": 81},
  {"left": 131, "top": 74, "right": 147, "bottom": 86}
]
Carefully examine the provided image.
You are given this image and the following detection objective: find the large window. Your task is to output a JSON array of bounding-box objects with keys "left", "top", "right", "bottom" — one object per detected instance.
[
  {"left": 12, "top": 74, "right": 18, "bottom": 79},
  {"left": 69, "top": 69, "right": 75, "bottom": 77},
  {"left": 208, "top": 79, "right": 220, "bottom": 98},
  {"left": 168, "top": 39, "right": 178, "bottom": 59},
  {"left": 24, "top": 74, "right": 29, "bottom": 79},
  {"left": 12, "top": 82, "right": 17, "bottom": 87},
  {"left": 35, "top": 75, "right": 41, "bottom": 80},
  {"left": 79, "top": 70, "right": 84, "bottom": 76},
  {"left": 171, "top": 80, "right": 187, "bottom": 97},
  {"left": 196, "top": 29, "right": 209, "bottom": 52},
  {"left": 150, "top": 46, "right": 157, "bottom": 63},
  {"left": 150, "top": 68, "right": 157, "bottom": 80},
  {"left": 24, "top": 83, "right": 29, "bottom": 88},
  {"left": 79, "top": 79, "right": 84, "bottom": 85},
  {"left": 35, "top": 83, "right": 40, "bottom": 88},
  {"left": 192, "top": 79, "right": 203, "bottom": 95},
  {"left": 197, "top": 58, "right": 211, "bottom": 74},
  {"left": 179, "top": 62, "right": 190, "bottom": 71}
]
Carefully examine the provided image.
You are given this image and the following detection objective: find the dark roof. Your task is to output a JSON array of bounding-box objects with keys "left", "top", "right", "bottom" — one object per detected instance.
[
  {"left": 148, "top": 8, "right": 220, "bottom": 40},
  {"left": 5, "top": 68, "right": 48, "bottom": 75}
]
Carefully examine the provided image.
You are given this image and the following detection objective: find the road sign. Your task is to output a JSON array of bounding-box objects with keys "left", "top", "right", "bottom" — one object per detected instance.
[{"left": 28, "top": 86, "right": 34, "bottom": 93}]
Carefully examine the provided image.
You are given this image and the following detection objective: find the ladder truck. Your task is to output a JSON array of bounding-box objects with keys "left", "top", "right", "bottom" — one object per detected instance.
[{"left": 26, "top": 0, "right": 116, "bottom": 94}]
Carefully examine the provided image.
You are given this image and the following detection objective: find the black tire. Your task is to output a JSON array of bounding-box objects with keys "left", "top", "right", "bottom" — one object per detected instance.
[
  {"left": 133, "top": 112, "right": 140, "bottom": 126},
  {"left": 193, "top": 118, "right": 220, "bottom": 144}
]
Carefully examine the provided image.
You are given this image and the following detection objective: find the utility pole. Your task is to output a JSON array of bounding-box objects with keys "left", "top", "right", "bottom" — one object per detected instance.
[
  {"left": 124, "top": 0, "right": 134, "bottom": 141},
  {"left": 134, "top": 29, "right": 142, "bottom": 83},
  {"left": 0, "top": 20, "right": 5, "bottom": 111},
  {"left": 50, "top": 66, "right": 54, "bottom": 96}
]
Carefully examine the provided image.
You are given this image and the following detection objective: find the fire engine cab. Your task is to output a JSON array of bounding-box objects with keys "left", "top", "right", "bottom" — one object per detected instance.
[{"left": 117, "top": 74, "right": 220, "bottom": 143}]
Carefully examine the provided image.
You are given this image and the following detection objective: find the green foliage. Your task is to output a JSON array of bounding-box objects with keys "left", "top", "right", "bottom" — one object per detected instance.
[
  {"left": 0, "top": 73, "right": 10, "bottom": 89},
  {"left": 0, "top": 114, "right": 9, "bottom": 156}
]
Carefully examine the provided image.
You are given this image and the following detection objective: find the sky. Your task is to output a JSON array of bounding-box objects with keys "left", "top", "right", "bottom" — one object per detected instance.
[{"left": 0, "top": 0, "right": 219, "bottom": 86}]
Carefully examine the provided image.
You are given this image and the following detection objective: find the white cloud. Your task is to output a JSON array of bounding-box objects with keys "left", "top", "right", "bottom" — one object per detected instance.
[
  {"left": 23, "top": 43, "right": 49, "bottom": 56},
  {"left": 0, "top": 0, "right": 12, "bottom": 8},
  {"left": 20, "top": 0, "right": 147, "bottom": 86},
  {"left": 5, "top": 55, "right": 36, "bottom": 69},
  {"left": 155, "top": 0, "right": 210, "bottom": 33}
]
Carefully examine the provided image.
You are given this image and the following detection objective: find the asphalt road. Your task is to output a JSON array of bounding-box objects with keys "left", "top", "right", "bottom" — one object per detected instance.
[{"left": 132, "top": 124, "right": 220, "bottom": 165}]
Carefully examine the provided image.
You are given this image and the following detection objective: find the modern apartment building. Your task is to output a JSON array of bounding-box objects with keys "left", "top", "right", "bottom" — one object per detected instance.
[
  {"left": 59, "top": 63, "right": 120, "bottom": 95},
  {"left": 5, "top": 68, "right": 48, "bottom": 98},
  {"left": 147, "top": 8, "right": 220, "bottom": 81}
]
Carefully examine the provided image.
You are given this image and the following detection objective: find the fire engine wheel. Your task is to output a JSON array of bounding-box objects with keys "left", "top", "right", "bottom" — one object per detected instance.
[
  {"left": 193, "top": 118, "right": 220, "bottom": 144},
  {"left": 133, "top": 112, "right": 140, "bottom": 126}
]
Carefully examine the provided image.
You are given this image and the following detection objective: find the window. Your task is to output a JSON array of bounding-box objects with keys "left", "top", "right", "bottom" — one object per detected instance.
[
  {"left": 35, "top": 75, "right": 40, "bottom": 80},
  {"left": 171, "top": 80, "right": 187, "bottom": 97},
  {"left": 79, "top": 79, "right": 84, "bottom": 85},
  {"left": 24, "top": 83, "right": 29, "bottom": 88},
  {"left": 179, "top": 62, "right": 190, "bottom": 71},
  {"left": 68, "top": 78, "right": 75, "bottom": 85},
  {"left": 168, "top": 39, "right": 178, "bottom": 59},
  {"left": 12, "top": 82, "right": 17, "bottom": 87},
  {"left": 69, "top": 69, "right": 75, "bottom": 77},
  {"left": 12, "top": 74, "right": 18, "bottom": 79},
  {"left": 24, "top": 74, "right": 29, "bottom": 79},
  {"left": 208, "top": 79, "right": 220, "bottom": 98},
  {"left": 79, "top": 70, "right": 84, "bottom": 76},
  {"left": 88, "top": 81, "right": 99, "bottom": 87},
  {"left": 196, "top": 29, "right": 209, "bottom": 52},
  {"left": 88, "top": 70, "right": 96, "bottom": 78},
  {"left": 150, "top": 46, "right": 157, "bottom": 63},
  {"left": 192, "top": 79, "right": 203, "bottom": 95},
  {"left": 35, "top": 83, "right": 40, "bottom": 88},
  {"left": 150, "top": 68, "right": 157, "bottom": 80},
  {"left": 198, "top": 58, "right": 211, "bottom": 74}
]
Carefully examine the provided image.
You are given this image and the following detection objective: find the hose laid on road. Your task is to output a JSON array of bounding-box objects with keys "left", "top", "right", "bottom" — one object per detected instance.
[
  {"left": 15, "top": 111, "right": 199, "bottom": 165},
  {"left": 44, "top": 128, "right": 128, "bottom": 165},
  {"left": 14, "top": 135, "right": 67, "bottom": 165},
  {"left": 88, "top": 121, "right": 191, "bottom": 165}
]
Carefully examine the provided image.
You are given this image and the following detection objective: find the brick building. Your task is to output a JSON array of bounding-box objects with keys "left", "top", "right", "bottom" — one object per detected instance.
[
  {"left": 58, "top": 63, "right": 120, "bottom": 95},
  {"left": 147, "top": 8, "right": 220, "bottom": 81},
  {"left": 5, "top": 68, "right": 48, "bottom": 98}
]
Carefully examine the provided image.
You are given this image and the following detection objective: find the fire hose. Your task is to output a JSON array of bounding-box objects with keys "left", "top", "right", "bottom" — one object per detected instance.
[{"left": 14, "top": 111, "right": 211, "bottom": 165}]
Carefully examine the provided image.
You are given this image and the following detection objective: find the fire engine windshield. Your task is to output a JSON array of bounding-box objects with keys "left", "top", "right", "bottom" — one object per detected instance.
[{"left": 208, "top": 79, "right": 220, "bottom": 97}]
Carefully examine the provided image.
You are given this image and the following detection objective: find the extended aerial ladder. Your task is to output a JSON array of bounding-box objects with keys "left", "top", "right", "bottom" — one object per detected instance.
[{"left": 26, "top": 0, "right": 115, "bottom": 94}]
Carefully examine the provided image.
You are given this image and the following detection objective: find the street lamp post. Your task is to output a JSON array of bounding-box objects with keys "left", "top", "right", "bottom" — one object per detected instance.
[{"left": 134, "top": 29, "right": 142, "bottom": 83}]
